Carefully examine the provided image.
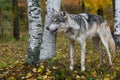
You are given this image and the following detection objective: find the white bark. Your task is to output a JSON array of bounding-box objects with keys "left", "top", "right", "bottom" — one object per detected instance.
[
  {"left": 27, "top": 0, "right": 42, "bottom": 64},
  {"left": 114, "top": 0, "right": 120, "bottom": 45},
  {"left": 114, "top": 0, "right": 120, "bottom": 35},
  {"left": 40, "top": 0, "right": 61, "bottom": 60}
]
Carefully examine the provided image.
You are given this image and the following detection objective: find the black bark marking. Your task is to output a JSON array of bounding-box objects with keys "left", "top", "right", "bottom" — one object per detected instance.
[
  {"left": 34, "top": 16, "right": 39, "bottom": 19},
  {"left": 36, "top": 24, "right": 42, "bottom": 27},
  {"left": 116, "top": 26, "right": 118, "bottom": 28},
  {"left": 38, "top": 33, "right": 42, "bottom": 35},
  {"left": 30, "top": 8, "right": 36, "bottom": 12},
  {"left": 45, "top": 10, "right": 47, "bottom": 14},
  {"left": 114, "top": 28, "right": 116, "bottom": 32},
  {"left": 32, "top": 35, "right": 39, "bottom": 39},
  {"left": 115, "top": 20, "right": 117, "bottom": 22}
]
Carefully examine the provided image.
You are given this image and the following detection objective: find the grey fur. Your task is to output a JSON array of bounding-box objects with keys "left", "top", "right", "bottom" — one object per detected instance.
[
  {"left": 87, "top": 14, "right": 105, "bottom": 25},
  {"left": 47, "top": 10, "right": 116, "bottom": 71}
]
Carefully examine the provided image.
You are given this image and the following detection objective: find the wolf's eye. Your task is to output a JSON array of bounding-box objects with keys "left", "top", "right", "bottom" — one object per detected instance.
[{"left": 54, "top": 19, "right": 59, "bottom": 23}]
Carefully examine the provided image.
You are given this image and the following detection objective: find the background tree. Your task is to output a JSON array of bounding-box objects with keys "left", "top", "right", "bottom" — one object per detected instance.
[
  {"left": 97, "top": 6, "right": 103, "bottom": 16},
  {"left": 112, "top": 0, "right": 115, "bottom": 17},
  {"left": 0, "top": 8, "right": 2, "bottom": 37},
  {"left": 113, "top": 0, "right": 120, "bottom": 45},
  {"left": 81, "top": 0, "right": 85, "bottom": 13},
  {"left": 12, "top": 0, "right": 20, "bottom": 40},
  {"left": 97, "top": 0, "right": 104, "bottom": 16},
  {"left": 27, "top": 0, "right": 42, "bottom": 64},
  {"left": 0, "top": 0, "right": 13, "bottom": 41},
  {"left": 61, "top": 0, "right": 80, "bottom": 13},
  {"left": 40, "top": 0, "right": 61, "bottom": 61}
]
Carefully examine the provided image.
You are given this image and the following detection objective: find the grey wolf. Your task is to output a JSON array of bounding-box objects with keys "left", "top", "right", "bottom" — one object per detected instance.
[{"left": 46, "top": 9, "right": 116, "bottom": 71}]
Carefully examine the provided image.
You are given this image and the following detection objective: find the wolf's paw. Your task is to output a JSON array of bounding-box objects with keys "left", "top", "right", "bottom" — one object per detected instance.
[
  {"left": 81, "top": 67, "right": 85, "bottom": 72},
  {"left": 97, "top": 64, "right": 102, "bottom": 69},
  {"left": 108, "top": 63, "right": 112, "bottom": 69},
  {"left": 69, "top": 65, "right": 74, "bottom": 71}
]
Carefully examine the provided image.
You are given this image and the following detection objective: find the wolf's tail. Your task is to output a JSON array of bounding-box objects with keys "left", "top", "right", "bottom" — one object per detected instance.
[{"left": 108, "top": 27, "right": 116, "bottom": 54}]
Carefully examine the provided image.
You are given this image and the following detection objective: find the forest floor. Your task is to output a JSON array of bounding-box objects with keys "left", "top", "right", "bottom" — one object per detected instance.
[{"left": 0, "top": 33, "right": 120, "bottom": 80}]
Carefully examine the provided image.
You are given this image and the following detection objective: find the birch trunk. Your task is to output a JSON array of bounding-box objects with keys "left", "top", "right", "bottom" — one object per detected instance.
[
  {"left": 40, "top": 0, "right": 61, "bottom": 60},
  {"left": 27, "top": 0, "right": 42, "bottom": 64},
  {"left": 114, "top": 0, "right": 120, "bottom": 45}
]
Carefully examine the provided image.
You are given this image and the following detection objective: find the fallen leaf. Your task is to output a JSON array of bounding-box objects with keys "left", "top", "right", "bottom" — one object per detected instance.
[{"left": 25, "top": 72, "right": 32, "bottom": 78}]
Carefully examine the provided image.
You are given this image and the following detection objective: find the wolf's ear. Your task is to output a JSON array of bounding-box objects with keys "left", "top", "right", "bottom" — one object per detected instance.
[
  {"left": 60, "top": 11, "right": 68, "bottom": 19},
  {"left": 52, "top": 8, "right": 58, "bottom": 14}
]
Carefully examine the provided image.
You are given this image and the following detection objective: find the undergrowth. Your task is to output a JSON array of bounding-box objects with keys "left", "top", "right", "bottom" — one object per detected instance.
[{"left": 0, "top": 33, "right": 120, "bottom": 80}]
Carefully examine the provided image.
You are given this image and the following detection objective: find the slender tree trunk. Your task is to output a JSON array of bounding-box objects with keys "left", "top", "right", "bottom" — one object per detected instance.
[
  {"left": 40, "top": 0, "right": 61, "bottom": 61},
  {"left": 12, "top": 0, "right": 20, "bottom": 40},
  {"left": 114, "top": 0, "right": 120, "bottom": 45},
  {"left": 0, "top": 11, "right": 3, "bottom": 38},
  {"left": 81, "top": 0, "right": 85, "bottom": 13},
  {"left": 112, "top": 0, "right": 115, "bottom": 17},
  {"left": 0, "top": 11, "right": 1, "bottom": 27},
  {"left": 27, "top": 0, "right": 42, "bottom": 64},
  {"left": 97, "top": 7, "right": 103, "bottom": 16}
]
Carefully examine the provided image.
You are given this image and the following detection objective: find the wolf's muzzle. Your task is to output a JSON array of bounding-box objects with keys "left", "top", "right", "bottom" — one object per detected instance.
[
  {"left": 46, "top": 27, "right": 58, "bottom": 34},
  {"left": 50, "top": 28, "right": 58, "bottom": 34},
  {"left": 46, "top": 27, "right": 49, "bottom": 30}
]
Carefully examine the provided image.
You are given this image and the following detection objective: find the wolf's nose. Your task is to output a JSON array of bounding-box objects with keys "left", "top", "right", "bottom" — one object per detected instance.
[{"left": 46, "top": 27, "right": 49, "bottom": 30}]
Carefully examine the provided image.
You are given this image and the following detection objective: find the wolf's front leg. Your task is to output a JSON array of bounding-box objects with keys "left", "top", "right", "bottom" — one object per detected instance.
[
  {"left": 80, "top": 41, "right": 86, "bottom": 71},
  {"left": 69, "top": 40, "right": 74, "bottom": 71}
]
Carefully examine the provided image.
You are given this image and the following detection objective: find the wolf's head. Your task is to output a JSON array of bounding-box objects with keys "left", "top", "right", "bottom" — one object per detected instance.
[{"left": 46, "top": 9, "right": 69, "bottom": 34}]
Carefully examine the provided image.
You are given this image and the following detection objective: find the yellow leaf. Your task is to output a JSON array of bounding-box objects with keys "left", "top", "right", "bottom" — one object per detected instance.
[
  {"left": 103, "top": 77, "right": 110, "bottom": 80},
  {"left": 32, "top": 68, "right": 37, "bottom": 72},
  {"left": 81, "top": 75, "right": 85, "bottom": 79},
  {"left": 91, "top": 71, "right": 97, "bottom": 78},
  {"left": 53, "top": 66, "right": 58, "bottom": 69},
  {"left": 74, "top": 71, "right": 77, "bottom": 74},
  {"left": 113, "top": 71, "right": 117, "bottom": 78},
  {"left": 43, "top": 75, "right": 48, "bottom": 79},
  {"left": 37, "top": 76, "right": 42, "bottom": 79},
  {"left": 76, "top": 75, "right": 80, "bottom": 79},
  {"left": 46, "top": 69, "right": 51, "bottom": 75},
  {"left": 37, "top": 68, "right": 43, "bottom": 73},
  {"left": 26, "top": 73, "right": 32, "bottom": 78},
  {"left": 8, "top": 76, "right": 14, "bottom": 80},
  {"left": 37, "top": 65, "right": 44, "bottom": 73}
]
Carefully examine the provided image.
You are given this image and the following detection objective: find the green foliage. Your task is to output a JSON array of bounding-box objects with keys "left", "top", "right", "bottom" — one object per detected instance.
[
  {"left": 0, "top": 0, "right": 28, "bottom": 41},
  {"left": 0, "top": 0, "right": 11, "bottom": 11},
  {"left": 0, "top": 62, "right": 6, "bottom": 67},
  {"left": 0, "top": 0, "right": 13, "bottom": 41},
  {"left": 0, "top": 0, "right": 13, "bottom": 21}
]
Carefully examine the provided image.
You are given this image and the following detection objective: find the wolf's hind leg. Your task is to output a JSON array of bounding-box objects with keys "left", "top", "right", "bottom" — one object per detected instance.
[
  {"left": 99, "top": 33, "right": 112, "bottom": 66},
  {"left": 92, "top": 37, "right": 103, "bottom": 66}
]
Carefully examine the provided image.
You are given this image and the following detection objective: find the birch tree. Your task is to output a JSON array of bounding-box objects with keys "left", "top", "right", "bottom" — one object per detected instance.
[
  {"left": 40, "top": 0, "right": 61, "bottom": 61},
  {"left": 114, "top": 0, "right": 120, "bottom": 45},
  {"left": 27, "top": 0, "right": 42, "bottom": 64}
]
